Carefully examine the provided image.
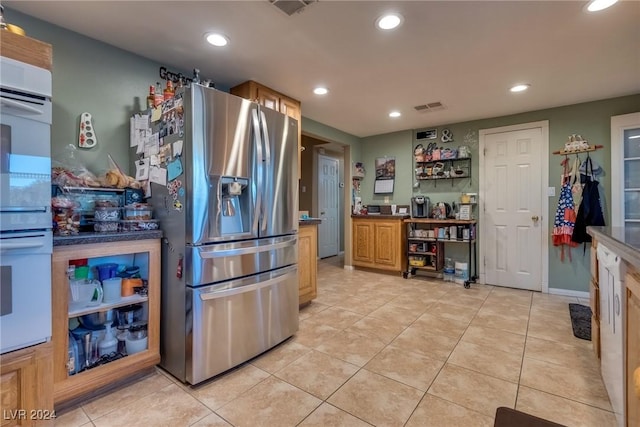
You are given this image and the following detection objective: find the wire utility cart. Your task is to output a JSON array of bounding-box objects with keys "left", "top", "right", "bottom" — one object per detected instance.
[{"left": 403, "top": 218, "right": 478, "bottom": 288}]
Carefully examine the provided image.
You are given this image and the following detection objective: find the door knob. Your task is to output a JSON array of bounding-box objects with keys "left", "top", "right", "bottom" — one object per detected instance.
[
  {"left": 321, "top": 211, "right": 326, "bottom": 215},
  {"left": 531, "top": 215, "right": 539, "bottom": 222}
]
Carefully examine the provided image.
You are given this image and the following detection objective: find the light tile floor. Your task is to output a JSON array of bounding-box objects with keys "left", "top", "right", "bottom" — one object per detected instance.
[{"left": 55, "top": 256, "right": 617, "bottom": 427}]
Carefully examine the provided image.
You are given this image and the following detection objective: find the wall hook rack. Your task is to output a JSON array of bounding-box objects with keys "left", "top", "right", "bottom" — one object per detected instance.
[{"left": 552, "top": 144, "right": 603, "bottom": 155}]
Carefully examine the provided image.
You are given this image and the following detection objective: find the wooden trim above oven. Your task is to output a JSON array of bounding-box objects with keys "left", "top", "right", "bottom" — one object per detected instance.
[{"left": 1, "top": 31, "right": 52, "bottom": 71}]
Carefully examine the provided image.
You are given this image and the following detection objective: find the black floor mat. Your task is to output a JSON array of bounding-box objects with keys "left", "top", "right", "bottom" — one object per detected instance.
[{"left": 568, "top": 303, "right": 592, "bottom": 341}]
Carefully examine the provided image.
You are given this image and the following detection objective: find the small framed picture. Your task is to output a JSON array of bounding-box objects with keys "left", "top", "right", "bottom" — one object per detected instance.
[{"left": 416, "top": 128, "right": 437, "bottom": 140}]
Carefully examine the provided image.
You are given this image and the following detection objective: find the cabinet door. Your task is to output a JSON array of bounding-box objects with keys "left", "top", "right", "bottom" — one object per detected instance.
[
  {"left": 0, "top": 343, "right": 53, "bottom": 427},
  {"left": 373, "top": 221, "right": 399, "bottom": 268},
  {"left": 627, "top": 283, "right": 640, "bottom": 427},
  {"left": 298, "top": 226, "right": 317, "bottom": 305},
  {"left": 353, "top": 222, "right": 374, "bottom": 264},
  {"left": 256, "top": 86, "right": 280, "bottom": 111}
]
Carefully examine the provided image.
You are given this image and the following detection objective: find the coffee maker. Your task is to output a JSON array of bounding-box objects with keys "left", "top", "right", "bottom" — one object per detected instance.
[{"left": 411, "top": 196, "right": 430, "bottom": 218}]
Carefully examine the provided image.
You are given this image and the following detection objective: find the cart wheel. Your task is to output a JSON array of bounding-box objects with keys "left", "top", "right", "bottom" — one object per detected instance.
[
  {"left": 464, "top": 281, "right": 471, "bottom": 289},
  {"left": 403, "top": 272, "right": 408, "bottom": 279},
  {"left": 411, "top": 268, "right": 417, "bottom": 275}
]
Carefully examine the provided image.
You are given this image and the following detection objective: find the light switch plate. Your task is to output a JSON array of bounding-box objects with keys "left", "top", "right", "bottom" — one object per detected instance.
[
  {"left": 384, "top": 196, "right": 390, "bottom": 203},
  {"left": 547, "top": 186, "right": 556, "bottom": 197}
]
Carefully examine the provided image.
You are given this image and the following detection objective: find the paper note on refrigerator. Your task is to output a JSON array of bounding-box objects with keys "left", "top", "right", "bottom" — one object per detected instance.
[
  {"left": 173, "top": 140, "right": 184, "bottom": 157},
  {"left": 149, "top": 166, "right": 167, "bottom": 186},
  {"left": 135, "top": 158, "right": 150, "bottom": 181}
]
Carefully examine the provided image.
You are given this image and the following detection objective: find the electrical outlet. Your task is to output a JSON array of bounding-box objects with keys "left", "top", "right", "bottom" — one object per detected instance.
[
  {"left": 384, "top": 196, "right": 390, "bottom": 203},
  {"left": 301, "top": 186, "right": 306, "bottom": 193},
  {"left": 547, "top": 187, "right": 556, "bottom": 197}
]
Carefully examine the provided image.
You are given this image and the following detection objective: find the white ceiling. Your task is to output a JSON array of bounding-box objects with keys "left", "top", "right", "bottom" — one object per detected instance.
[{"left": 6, "top": 1, "right": 640, "bottom": 138}]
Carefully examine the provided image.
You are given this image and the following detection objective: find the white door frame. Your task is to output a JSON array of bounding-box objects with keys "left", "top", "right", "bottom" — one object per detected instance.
[
  {"left": 611, "top": 112, "right": 640, "bottom": 227},
  {"left": 479, "top": 120, "right": 549, "bottom": 293}
]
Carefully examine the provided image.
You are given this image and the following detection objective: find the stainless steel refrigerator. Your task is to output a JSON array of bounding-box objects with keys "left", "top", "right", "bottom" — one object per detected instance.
[{"left": 135, "top": 84, "right": 299, "bottom": 384}]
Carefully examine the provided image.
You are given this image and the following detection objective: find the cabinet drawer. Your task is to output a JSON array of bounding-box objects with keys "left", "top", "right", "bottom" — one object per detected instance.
[{"left": 590, "top": 278, "right": 599, "bottom": 319}]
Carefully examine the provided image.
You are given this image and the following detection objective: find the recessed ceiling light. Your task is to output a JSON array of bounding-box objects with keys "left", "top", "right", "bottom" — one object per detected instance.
[
  {"left": 585, "top": 0, "right": 618, "bottom": 12},
  {"left": 205, "top": 33, "right": 229, "bottom": 47},
  {"left": 510, "top": 84, "right": 530, "bottom": 93},
  {"left": 313, "top": 87, "right": 328, "bottom": 95},
  {"left": 389, "top": 111, "right": 401, "bottom": 118},
  {"left": 376, "top": 13, "right": 403, "bottom": 30}
]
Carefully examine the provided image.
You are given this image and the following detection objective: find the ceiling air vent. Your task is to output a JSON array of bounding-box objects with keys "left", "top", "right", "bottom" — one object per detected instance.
[
  {"left": 414, "top": 101, "right": 446, "bottom": 113},
  {"left": 269, "top": 0, "right": 317, "bottom": 16}
]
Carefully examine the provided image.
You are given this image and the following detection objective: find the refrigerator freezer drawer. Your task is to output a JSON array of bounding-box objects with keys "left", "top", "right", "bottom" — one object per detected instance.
[
  {"left": 187, "top": 234, "right": 297, "bottom": 286},
  {"left": 186, "top": 265, "right": 299, "bottom": 384}
]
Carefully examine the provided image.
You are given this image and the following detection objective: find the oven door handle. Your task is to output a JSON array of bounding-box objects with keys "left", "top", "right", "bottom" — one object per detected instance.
[
  {"left": 0, "top": 242, "right": 45, "bottom": 252},
  {"left": 0, "top": 97, "right": 44, "bottom": 115}
]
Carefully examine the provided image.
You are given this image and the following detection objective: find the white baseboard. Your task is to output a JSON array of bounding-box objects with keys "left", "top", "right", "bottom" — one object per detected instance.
[
  {"left": 343, "top": 265, "right": 354, "bottom": 270},
  {"left": 548, "top": 288, "right": 589, "bottom": 299}
]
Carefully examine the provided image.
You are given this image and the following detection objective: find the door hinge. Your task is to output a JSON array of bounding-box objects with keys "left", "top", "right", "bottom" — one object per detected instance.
[
  {"left": 483, "top": 256, "right": 486, "bottom": 267},
  {"left": 483, "top": 148, "right": 487, "bottom": 156}
]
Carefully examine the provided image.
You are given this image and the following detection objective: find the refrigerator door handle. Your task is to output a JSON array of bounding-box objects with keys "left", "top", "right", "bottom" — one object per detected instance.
[
  {"left": 251, "top": 109, "right": 263, "bottom": 235},
  {"left": 198, "top": 238, "right": 296, "bottom": 258},
  {"left": 259, "top": 110, "right": 271, "bottom": 233},
  {"left": 198, "top": 266, "right": 296, "bottom": 300},
  {"left": 259, "top": 110, "right": 272, "bottom": 165}
]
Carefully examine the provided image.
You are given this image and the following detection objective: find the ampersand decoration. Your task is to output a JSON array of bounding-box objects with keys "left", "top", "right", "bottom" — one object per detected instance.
[{"left": 441, "top": 128, "right": 454, "bottom": 143}]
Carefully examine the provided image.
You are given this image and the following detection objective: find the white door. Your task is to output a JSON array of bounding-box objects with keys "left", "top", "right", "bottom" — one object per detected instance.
[
  {"left": 480, "top": 122, "right": 548, "bottom": 291},
  {"left": 317, "top": 155, "right": 339, "bottom": 258}
]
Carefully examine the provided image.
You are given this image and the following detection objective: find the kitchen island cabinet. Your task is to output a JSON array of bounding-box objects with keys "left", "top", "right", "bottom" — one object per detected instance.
[
  {"left": 51, "top": 234, "right": 160, "bottom": 405},
  {"left": 625, "top": 267, "right": 640, "bottom": 427},
  {"left": 230, "top": 80, "right": 302, "bottom": 178},
  {"left": 298, "top": 221, "right": 319, "bottom": 306},
  {"left": 587, "top": 226, "right": 640, "bottom": 427},
  {"left": 351, "top": 215, "right": 407, "bottom": 274}
]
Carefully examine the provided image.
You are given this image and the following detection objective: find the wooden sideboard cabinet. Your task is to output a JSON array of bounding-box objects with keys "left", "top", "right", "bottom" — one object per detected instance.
[
  {"left": 230, "top": 80, "right": 302, "bottom": 178},
  {"left": 298, "top": 223, "right": 318, "bottom": 306},
  {"left": 51, "top": 238, "right": 161, "bottom": 405},
  {"left": 626, "top": 267, "right": 640, "bottom": 427},
  {"left": 352, "top": 216, "right": 407, "bottom": 274},
  {"left": 590, "top": 238, "right": 600, "bottom": 358},
  {"left": 0, "top": 342, "right": 54, "bottom": 427}
]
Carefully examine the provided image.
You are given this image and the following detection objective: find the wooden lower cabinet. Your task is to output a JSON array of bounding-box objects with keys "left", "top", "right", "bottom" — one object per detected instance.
[
  {"left": 626, "top": 268, "right": 640, "bottom": 427},
  {"left": 352, "top": 217, "right": 406, "bottom": 273},
  {"left": 0, "top": 342, "right": 54, "bottom": 427},
  {"left": 298, "top": 224, "right": 318, "bottom": 305},
  {"left": 51, "top": 239, "right": 160, "bottom": 405},
  {"left": 590, "top": 239, "right": 600, "bottom": 358}
]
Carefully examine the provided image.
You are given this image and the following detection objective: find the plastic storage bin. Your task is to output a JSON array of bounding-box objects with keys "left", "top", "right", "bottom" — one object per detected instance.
[
  {"left": 123, "top": 204, "right": 153, "bottom": 220},
  {"left": 120, "top": 219, "right": 159, "bottom": 231},
  {"left": 454, "top": 262, "right": 469, "bottom": 285}
]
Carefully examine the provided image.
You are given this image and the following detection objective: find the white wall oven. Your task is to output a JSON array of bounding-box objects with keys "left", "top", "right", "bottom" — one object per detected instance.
[{"left": 0, "top": 56, "right": 53, "bottom": 354}]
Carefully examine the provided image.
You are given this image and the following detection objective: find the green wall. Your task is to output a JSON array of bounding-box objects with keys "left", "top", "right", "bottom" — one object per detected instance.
[
  {"left": 7, "top": 9, "right": 188, "bottom": 176},
  {"left": 359, "top": 95, "right": 640, "bottom": 292},
  {"left": 11, "top": 7, "right": 639, "bottom": 292}
]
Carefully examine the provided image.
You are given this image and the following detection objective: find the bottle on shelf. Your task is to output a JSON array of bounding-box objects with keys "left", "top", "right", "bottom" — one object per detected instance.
[
  {"left": 146, "top": 85, "right": 155, "bottom": 109},
  {"left": 98, "top": 324, "right": 117, "bottom": 357},
  {"left": 163, "top": 80, "right": 174, "bottom": 101},
  {"left": 153, "top": 82, "right": 163, "bottom": 107},
  {"left": 443, "top": 257, "right": 455, "bottom": 282}
]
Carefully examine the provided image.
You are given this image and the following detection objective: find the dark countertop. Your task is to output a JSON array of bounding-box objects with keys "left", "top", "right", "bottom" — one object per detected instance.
[
  {"left": 53, "top": 230, "right": 163, "bottom": 246},
  {"left": 299, "top": 219, "right": 322, "bottom": 225},
  {"left": 587, "top": 226, "right": 640, "bottom": 268},
  {"left": 351, "top": 214, "right": 410, "bottom": 219}
]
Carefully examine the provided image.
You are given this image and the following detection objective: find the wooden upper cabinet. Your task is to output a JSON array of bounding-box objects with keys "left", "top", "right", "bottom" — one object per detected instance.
[
  {"left": 230, "top": 80, "right": 302, "bottom": 178},
  {"left": 0, "top": 31, "right": 52, "bottom": 71}
]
